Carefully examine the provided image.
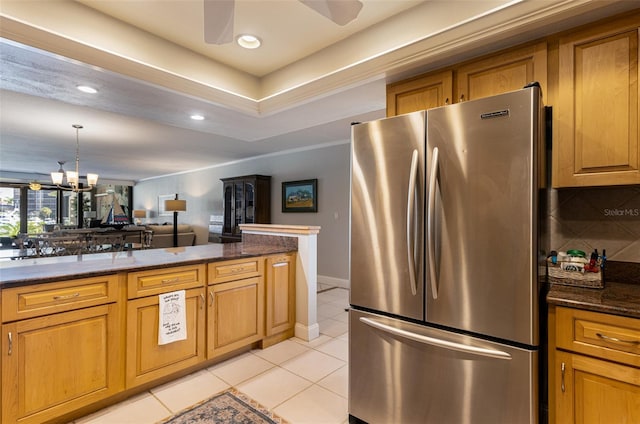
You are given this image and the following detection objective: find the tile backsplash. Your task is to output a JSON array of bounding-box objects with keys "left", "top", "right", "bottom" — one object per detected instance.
[{"left": 549, "top": 185, "right": 640, "bottom": 263}]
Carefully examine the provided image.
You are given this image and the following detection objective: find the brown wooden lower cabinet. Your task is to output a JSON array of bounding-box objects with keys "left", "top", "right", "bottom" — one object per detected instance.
[
  {"left": 265, "top": 254, "right": 296, "bottom": 337},
  {"left": 126, "top": 286, "right": 206, "bottom": 388},
  {"left": 1, "top": 304, "right": 122, "bottom": 424},
  {"left": 550, "top": 306, "right": 640, "bottom": 423},
  {"left": 554, "top": 350, "right": 640, "bottom": 423},
  {"left": 0, "top": 254, "right": 295, "bottom": 423},
  {"left": 207, "top": 276, "right": 265, "bottom": 358}
]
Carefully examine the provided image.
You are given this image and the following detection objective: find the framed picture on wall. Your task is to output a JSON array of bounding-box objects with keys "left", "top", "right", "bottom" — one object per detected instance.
[
  {"left": 282, "top": 179, "right": 318, "bottom": 212},
  {"left": 158, "top": 194, "right": 175, "bottom": 216}
]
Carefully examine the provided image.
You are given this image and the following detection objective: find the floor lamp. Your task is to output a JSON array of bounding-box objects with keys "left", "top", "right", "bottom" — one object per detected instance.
[{"left": 164, "top": 196, "right": 187, "bottom": 248}]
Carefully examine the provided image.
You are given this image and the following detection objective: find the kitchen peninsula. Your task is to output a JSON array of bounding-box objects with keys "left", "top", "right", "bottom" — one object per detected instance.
[{"left": 0, "top": 234, "right": 298, "bottom": 424}]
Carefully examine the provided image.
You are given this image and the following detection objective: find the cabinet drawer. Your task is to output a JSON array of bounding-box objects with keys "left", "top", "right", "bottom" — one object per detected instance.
[
  {"left": 556, "top": 307, "right": 640, "bottom": 367},
  {"left": 208, "top": 257, "right": 263, "bottom": 284},
  {"left": 128, "top": 264, "right": 205, "bottom": 299},
  {"left": 2, "top": 275, "right": 120, "bottom": 323}
]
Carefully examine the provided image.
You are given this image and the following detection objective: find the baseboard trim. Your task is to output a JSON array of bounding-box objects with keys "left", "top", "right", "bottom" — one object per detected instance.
[
  {"left": 317, "top": 275, "right": 349, "bottom": 289},
  {"left": 295, "top": 322, "right": 320, "bottom": 341}
]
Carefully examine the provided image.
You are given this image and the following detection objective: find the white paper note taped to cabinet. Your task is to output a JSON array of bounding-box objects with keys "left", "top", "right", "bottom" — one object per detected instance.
[{"left": 158, "top": 290, "right": 187, "bottom": 345}]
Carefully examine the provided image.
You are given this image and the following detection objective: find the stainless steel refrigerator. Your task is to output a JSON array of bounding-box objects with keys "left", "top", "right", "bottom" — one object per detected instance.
[{"left": 349, "top": 85, "right": 547, "bottom": 424}]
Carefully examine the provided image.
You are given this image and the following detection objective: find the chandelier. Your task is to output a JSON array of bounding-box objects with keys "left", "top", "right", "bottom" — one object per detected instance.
[{"left": 51, "top": 124, "right": 98, "bottom": 192}]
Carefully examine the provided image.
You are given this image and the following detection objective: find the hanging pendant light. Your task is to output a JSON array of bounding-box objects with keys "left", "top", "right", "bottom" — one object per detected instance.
[{"left": 51, "top": 124, "right": 98, "bottom": 192}]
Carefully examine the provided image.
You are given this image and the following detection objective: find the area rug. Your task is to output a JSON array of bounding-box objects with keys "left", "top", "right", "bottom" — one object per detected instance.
[{"left": 158, "top": 389, "right": 287, "bottom": 424}]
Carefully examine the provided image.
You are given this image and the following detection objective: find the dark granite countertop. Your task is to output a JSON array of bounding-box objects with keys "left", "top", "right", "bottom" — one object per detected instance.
[
  {"left": 546, "top": 261, "right": 640, "bottom": 319},
  {"left": 0, "top": 242, "right": 296, "bottom": 289}
]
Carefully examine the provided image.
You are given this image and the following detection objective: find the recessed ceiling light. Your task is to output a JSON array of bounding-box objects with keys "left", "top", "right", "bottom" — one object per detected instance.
[
  {"left": 237, "top": 34, "right": 261, "bottom": 49},
  {"left": 77, "top": 85, "right": 98, "bottom": 94},
  {"left": 190, "top": 114, "right": 205, "bottom": 121}
]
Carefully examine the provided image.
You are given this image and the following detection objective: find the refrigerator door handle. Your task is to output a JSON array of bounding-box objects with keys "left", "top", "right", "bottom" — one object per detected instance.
[
  {"left": 360, "top": 316, "right": 512, "bottom": 360},
  {"left": 427, "top": 146, "right": 439, "bottom": 299},
  {"left": 406, "top": 149, "right": 419, "bottom": 296}
]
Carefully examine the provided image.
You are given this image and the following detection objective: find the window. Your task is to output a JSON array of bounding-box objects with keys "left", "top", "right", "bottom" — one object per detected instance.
[
  {"left": 0, "top": 187, "right": 19, "bottom": 237},
  {"left": 0, "top": 183, "right": 133, "bottom": 237},
  {"left": 27, "top": 188, "right": 58, "bottom": 233}
]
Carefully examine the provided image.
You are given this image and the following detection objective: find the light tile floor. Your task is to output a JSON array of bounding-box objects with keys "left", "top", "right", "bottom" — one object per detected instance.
[{"left": 74, "top": 287, "right": 350, "bottom": 424}]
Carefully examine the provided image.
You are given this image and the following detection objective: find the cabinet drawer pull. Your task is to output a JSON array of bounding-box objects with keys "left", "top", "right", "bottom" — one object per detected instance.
[
  {"left": 596, "top": 332, "right": 640, "bottom": 345},
  {"left": 8, "top": 332, "right": 12, "bottom": 356},
  {"left": 161, "top": 277, "right": 180, "bottom": 284},
  {"left": 53, "top": 292, "right": 80, "bottom": 300},
  {"left": 272, "top": 262, "right": 288, "bottom": 268},
  {"left": 561, "top": 362, "right": 565, "bottom": 393}
]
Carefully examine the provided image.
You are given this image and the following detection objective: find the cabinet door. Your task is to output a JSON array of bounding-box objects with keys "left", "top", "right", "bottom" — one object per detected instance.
[
  {"left": 233, "top": 181, "right": 244, "bottom": 235},
  {"left": 244, "top": 180, "right": 255, "bottom": 224},
  {"left": 222, "top": 182, "right": 233, "bottom": 235},
  {"left": 386, "top": 70, "right": 453, "bottom": 116},
  {"left": 265, "top": 254, "right": 296, "bottom": 336},
  {"left": 554, "top": 20, "right": 640, "bottom": 187},
  {"left": 2, "top": 305, "right": 123, "bottom": 424},
  {"left": 555, "top": 350, "right": 640, "bottom": 423},
  {"left": 126, "top": 287, "right": 205, "bottom": 388},
  {"left": 207, "top": 276, "right": 264, "bottom": 358},
  {"left": 456, "top": 42, "right": 547, "bottom": 102}
]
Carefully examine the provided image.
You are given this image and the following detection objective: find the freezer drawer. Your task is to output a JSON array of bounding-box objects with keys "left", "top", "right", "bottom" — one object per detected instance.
[{"left": 349, "top": 309, "right": 538, "bottom": 424}]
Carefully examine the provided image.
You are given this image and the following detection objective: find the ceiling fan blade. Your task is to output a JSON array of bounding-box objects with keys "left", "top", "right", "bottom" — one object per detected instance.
[
  {"left": 299, "top": 0, "right": 363, "bottom": 26},
  {"left": 204, "top": 0, "right": 235, "bottom": 44}
]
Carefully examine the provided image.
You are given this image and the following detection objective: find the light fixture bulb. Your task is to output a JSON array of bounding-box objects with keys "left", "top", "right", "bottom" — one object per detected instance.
[
  {"left": 29, "top": 181, "right": 42, "bottom": 191},
  {"left": 51, "top": 171, "right": 64, "bottom": 185},
  {"left": 77, "top": 85, "right": 98, "bottom": 94},
  {"left": 190, "top": 114, "right": 205, "bottom": 121},
  {"left": 66, "top": 171, "right": 79, "bottom": 184},
  {"left": 237, "top": 34, "right": 261, "bottom": 49},
  {"left": 87, "top": 173, "right": 99, "bottom": 186}
]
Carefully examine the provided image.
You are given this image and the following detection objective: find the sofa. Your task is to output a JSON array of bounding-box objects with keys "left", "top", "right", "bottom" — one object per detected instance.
[{"left": 146, "top": 224, "right": 196, "bottom": 248}]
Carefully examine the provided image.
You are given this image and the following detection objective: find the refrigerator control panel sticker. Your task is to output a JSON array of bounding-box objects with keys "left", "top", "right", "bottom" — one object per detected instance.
[{"left": 481, "top": 110, "right": 510, "bottom": 120}]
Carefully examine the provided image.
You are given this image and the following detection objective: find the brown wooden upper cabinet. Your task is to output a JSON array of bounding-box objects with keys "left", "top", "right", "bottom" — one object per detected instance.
[
  {"left": 553, "top": 14, "right": 640, "bottom": 187},
  {"left": 387, "top": 70, "right": 453, "bottom": 116},
  {"left": 386, "top": 42, "right": 547, "bottom": 117},
  {"left": 387, "top": 10, "right": 640, "bottom": 188},
  {"left": 456, "top": 42, "right": 547, "bottom": 103}
]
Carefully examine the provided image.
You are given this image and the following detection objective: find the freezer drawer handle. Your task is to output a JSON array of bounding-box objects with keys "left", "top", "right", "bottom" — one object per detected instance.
[
  {"left": 427, "top": 146, "right": 439, "bottom": 299},
  {"left": 360, "top": 317, "right": 511, "bottom": 360},
  {"left": 406, "top": 148, "right": 419, "bottom": 296}
]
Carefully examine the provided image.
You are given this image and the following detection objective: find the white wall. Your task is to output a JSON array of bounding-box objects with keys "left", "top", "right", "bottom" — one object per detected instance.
[{"left": 133, "top": 141, "right": 351, "bottom": 282}]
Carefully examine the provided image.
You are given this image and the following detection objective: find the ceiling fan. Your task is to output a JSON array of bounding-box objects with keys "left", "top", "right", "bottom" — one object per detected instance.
[{"left": 203, "top": 0, "right": 364, "bottom": 45}]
